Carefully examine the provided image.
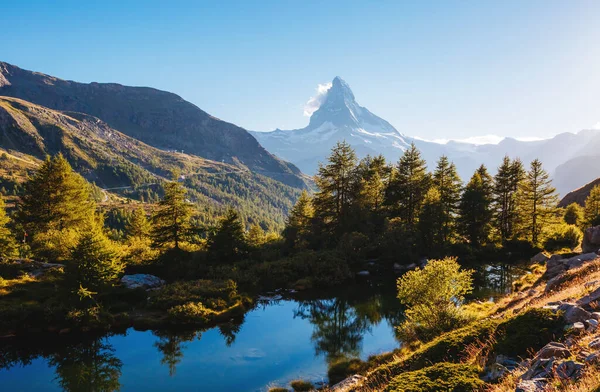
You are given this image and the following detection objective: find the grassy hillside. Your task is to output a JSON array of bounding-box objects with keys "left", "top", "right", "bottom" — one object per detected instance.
[
  {"left": 0, "top": 97, "right": 302, "bottom": 230},
  {"left": 0, "top": 61, "right": 305, "bottom": 188}
]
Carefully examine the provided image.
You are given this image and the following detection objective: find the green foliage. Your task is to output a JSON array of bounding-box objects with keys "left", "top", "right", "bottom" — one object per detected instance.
[
  {"left": 385, "top": 362, "right": 484, "bottom": 392},
  {"left": 432, "top": 156, "right": 462, "bottom": 245},
  {"left": 458, "top": 166, "right": 493, "bottom": 247},
  {"left": 284, "top": 190, "right": 314, "bottom": 248},
  {"left": 494, "top": 308, "right": 565, "bottom": 358},
  {"left": 417, "top": 188, "right": 445, "bottom": 250},
  {"left": 126, "top": 207, "right": 151, "bottom": 240},
  {"left": 516, "top": 159, "right": 559, "bottom": 245},
  {"left": 385, "top": 143, "right": 430, "bottom": 226},
  {"left": 397, "top": 258, "right": 474, "bottom": 342},
  {"left": 167, "top": 301, "right": 214, "bottom": 323},
  {"left": 151, "top": 181, "right": 194, "bottom": 250},
  {"left": 564, "top": 203, "right": 584, "bottom": 227},
  {"left": 150, "top": 279, "right": 239, "bottom": 310},
  {"left": 543, "top": 223, "right": 583, "bottom": 251},
  {"left": 493, "top": 156, "right": 525, "bottom": 242},
  {"left": 290, "top": 380, "right": 313, "bottom": 391},
  {"left": 584, "top": 185, "right": 600, "bottom": 228},
  {"left": 0, "top": 197, "right": 17, "bottom": 257},
  {"left": 16, "top": 154, "right": 96, "bottom": 260},
  {"left": 65, "top": 222, "right": 124, "bottom": 293},
  {"left": 312, "top": 141, "right": 358, "bottom": 240},
  {"left": 208, "top": 208, "right": 248, "bottom": 261}
]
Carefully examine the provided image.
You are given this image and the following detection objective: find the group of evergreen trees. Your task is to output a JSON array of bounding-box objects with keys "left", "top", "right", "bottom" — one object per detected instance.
[{"left": 285, "top": 141, "right": 597, "bottom": 259}]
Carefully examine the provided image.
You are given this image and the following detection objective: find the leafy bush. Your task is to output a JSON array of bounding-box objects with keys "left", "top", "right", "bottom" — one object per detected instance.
[
  {"left": 396, "top": 257, "right": 474, "bottom": 342},
  {"left": 167, "top": 301, "right": 214, "bottom": 323},
  {"left": 151, "top": 279, "right": 239, "bottom": 310},
  {"left": 385, "top": 362, "right": 484, "bottom": 392},
  {"left": 328, "top": 358, "right": 367, "bottom": 384},
  {"left": 290, "top": 380, "right": 313, "bottom": 391},
  {"left": 543, "top": 223, "right": 583, "bottom": 251}
]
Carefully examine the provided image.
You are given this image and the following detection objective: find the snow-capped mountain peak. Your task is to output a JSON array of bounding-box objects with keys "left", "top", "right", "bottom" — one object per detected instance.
[{"left": 252, "top": 76, "right": 410, "bottom": 173}]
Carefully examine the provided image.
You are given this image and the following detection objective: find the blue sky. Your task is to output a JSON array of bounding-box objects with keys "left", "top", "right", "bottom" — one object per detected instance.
[{"left": 3, "top": 0, "right": 600, "bottom": 141}]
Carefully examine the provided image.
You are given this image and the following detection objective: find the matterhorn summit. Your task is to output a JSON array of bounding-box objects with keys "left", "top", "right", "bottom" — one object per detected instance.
[{"left": 251, "top": 77, "right": 411, "bottom": 174}]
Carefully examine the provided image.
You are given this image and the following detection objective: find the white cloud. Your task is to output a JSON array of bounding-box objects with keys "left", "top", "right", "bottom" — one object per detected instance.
[
  {"left": 593, "top": 122, "right": 600, "bottom": 130},
  {"left": 303, "top": 82, "right": 332, "bottom": 117}
]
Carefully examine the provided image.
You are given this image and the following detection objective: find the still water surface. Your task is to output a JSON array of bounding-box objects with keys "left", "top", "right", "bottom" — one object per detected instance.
[{"left": 0, "top": 263, "right": 525, "bottom": 391}]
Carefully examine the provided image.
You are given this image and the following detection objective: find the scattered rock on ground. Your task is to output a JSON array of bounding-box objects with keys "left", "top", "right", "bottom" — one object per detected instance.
[
  {"left": 531, "top": 252, "right": 549, "bottom": 264},
  {"left": 534, "top": 342, "right": 571, "bottom": 360},
  {"left": 516, "top": 378, "right": 546, "bottom": 391},
  {"left": 121, "top": 274, "right": 165, "bottom": 290},
  {"left": 559, "top": 303, "right": 592, "bottom": 324},
  {"left": 582, "top": 226, "right": 600, "bottom": 253},
  {"left": 330, "top": 374, "right": 366, "bottom": 391}
]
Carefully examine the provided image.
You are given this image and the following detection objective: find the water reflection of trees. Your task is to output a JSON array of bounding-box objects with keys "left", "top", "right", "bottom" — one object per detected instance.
[
  {"left": 0, "top": 334, "right": 122, "bottom": 392},
  {"left": 153, "top": 316, "right": 244, "bottom": 376},
  {"left": 50, "top": 338, "right": 122, "bottom": 392},
  {"left": 294, "top": 292, "right": 403, "bottom": 365},
  {"left": 472, "top": 263, "right": 526, "bottom": 299}
]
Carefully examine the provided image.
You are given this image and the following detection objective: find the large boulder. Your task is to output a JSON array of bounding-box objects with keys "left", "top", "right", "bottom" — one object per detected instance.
[
  {"left": 534, "top": 342, "right": 571, "bottom": 360},
  {"left": 330, "top": 375, "right": 365, "bottom": 391},
  {"left": 531, "top": 252, "right": 549, "bottom": 264},
  {"left": 583, "top": 226, "right": 600, "bottom": 253},
  {"left": 121, "top": 274, "right": 165, "bottom": 290},
  {"left": 577, "top": 286, "right": 600, "bottom": 307},
  {"left": 559, "top": 303, "right": 592, "bottom": 324}
]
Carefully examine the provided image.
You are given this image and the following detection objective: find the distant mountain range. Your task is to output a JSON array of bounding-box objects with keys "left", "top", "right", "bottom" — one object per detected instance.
[
  {"left": 252, "top": 77, "right": 600, "bottom": 196},
  {"left": 0, "top": 61, "right": 309, "bottom": 230},
  {"left": 0, "top": 61, "right": 305, "bottom": 189}
]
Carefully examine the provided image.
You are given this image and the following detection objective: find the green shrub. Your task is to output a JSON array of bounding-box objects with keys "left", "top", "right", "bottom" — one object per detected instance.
[
  {"left": 385, "top": 362, "right": 484, "bottom": 392},
  {"left": 396, "top": 257, "right": 474, "bottom": 343},
  {"left": 543, "top": 223, "right": 583, "bottom": 251},
  {"left": 167, "top": 301, "right": 214, "bottom": 323},
  {"left": 151, "top": 279, "right": 239, "bottom": 310},
  {"left": 328, "top": 358, "right": 367, "bottom": 384},
  {"left": 290, "top": 380, "right": 313, "bottom": 391},
  {"left": 494, "top": 308, "right": 565, "bottom": 358}
]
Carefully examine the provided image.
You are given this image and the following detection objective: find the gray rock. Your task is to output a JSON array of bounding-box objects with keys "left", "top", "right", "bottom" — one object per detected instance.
[
  {"left": 330, "top": 374, "right": 366, "bottom": 391},
  {"left": 582, "top": 226, "right": 600, "bottom": 253},
  {"left": 544, "top": 258, "right": 568, "bottom": 280},
  {"left": 121, "top": 274, "right": 165, "bottom": 290},
  {"left": 534, "top": 342, "right": 571, "bottom": 360},
  {"left": 565, "top": 253, "right": 599, "bottom": 269},
  {"left": 555, "top": 360, "right": 584, "bottom": 380},
  {"left": 587, "top": 318, "right": 599, "bottom": 331},
  {"left": 585, "top": 352, "right": 600, "bottom": 363},
  {"left": 559, "top": 303, "right": 592, "bottom": 324},
  {"left": 531, "top": 252, "right": 549, "bottom": 264},
  {"left": 592, "top": 312, "right": 600, "bottom": 321},
  {"left": 589, "top": 337, "right": 600, "bottom": 349},
  {"left": 496, "top": 354, "right": 520, "bottom": 369},
  {"left": 515, "top": 379, "right": 546, "bottom": 392},
  {"left": 577, "top": 286, "right": 600, "bottom": 307},
  {"left": 572, "top": 322, "right": 586, "bottom": 334}
]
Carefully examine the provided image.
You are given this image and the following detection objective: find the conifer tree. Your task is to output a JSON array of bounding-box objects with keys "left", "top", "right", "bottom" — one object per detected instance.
[
  {"left": 246, "top": 223, "right": 266, "bottom": 248},
  {"left": 418, "top": 187, "right": 445, "bottom": 249},
  {"left": 356, "top": 155, "right": 389, "bottom": 214},
  {"left": 151, "top": 181, "right": 193, "bottom": 250},
  {"left": 65, "top": 220, "right": 124, "bottom": 292},
  {"left": 17, "top": 154, "right": 94, "bottom": 239},
  {"left": 432, "top": 156, "right": 462, "bottom": 245},
  {"left": 284, "top": 190, "right": 314, "bottom": 248},
  {"left": 385, "top": 143, "right": 430, "bottom": 225},
  {"left": 208, "top": 208, "right": 247, "bottom": 261},
  {"left": 493, "top": 156, "right": 524, "bottom": 242},
  {"left": 584, "top": 185, "right": 600, "bottom": 227},
  {"left": 0, "top": 197, "right": 17, "bottom": 258},
  {"left": 312, "top": 141, "right": 358, "bottom": 237},
  {"left": 563, "top": 203, "right": 584, "bottom": 227},
  {"left": 517, "top": 159, "right": 558, "bottom": 245},
  {"left": 127, "top": 207, "right": 151, "bottom": 240},
  {"left": 458, "top": 167, "right": 493, "bottom": 247}
]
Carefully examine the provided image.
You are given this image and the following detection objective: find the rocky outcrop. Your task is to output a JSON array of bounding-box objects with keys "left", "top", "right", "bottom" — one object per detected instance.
[
  {"left": 121, "top": 274, "right": 165, "bottom": 290},
  {"left": 530, "top": 252, "right": 549, "bottom": 264},
  {"left": 583, "top": 226, "right": 600, "bottom": 253},
  {"left": 330, "top": 375, "right": 366, "bottom": 391},
  {"left": 544, "top": 253, "right": 599, "bottom": 292}
]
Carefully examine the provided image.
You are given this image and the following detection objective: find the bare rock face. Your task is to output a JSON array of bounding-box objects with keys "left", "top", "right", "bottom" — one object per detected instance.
[{"left": 583, "top": 226, "right": 600, "bottom": 253}]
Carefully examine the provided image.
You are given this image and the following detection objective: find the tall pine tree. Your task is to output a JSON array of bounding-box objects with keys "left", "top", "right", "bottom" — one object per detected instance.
[
  {"left": 385, "top": 143, "right": 430, "bottom": 225},
  {"left": 284, "top": 190, "right": 314, "bottom": 248},
  {"left": 151, "top": 181, "right": 193, "bottom": 250},
  {"left": 458, "top": 166, "right": 493, "bottom": 247},
  {"left": 312, "top": 141, "right": 358, "bottom": 238},
  {"left": 584, "top": 185, "right": 600, "bottom": 227},
  {"left": 432, "top": 156, "right": 462, "bottom": 245},
  {"left": 0, "top": 197, "right": 17, "bottom": 258},
  {"left": 517, "top": 159, "right": 558, "bottom": 245},
  {"left": 493, "top": 156, "right": 524, "bottom": 242}
]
